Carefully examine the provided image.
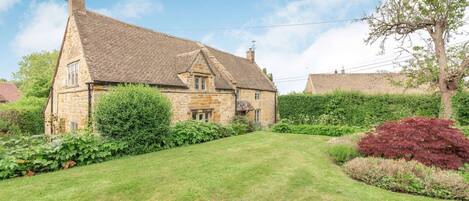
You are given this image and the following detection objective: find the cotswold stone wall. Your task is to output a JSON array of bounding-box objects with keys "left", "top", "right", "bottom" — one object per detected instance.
[
  {"left": 238, "top": 89, "right": 276, "bottom": 126},
  {"left": 44, "top": 16, "right": 93, "bottom": 135}
]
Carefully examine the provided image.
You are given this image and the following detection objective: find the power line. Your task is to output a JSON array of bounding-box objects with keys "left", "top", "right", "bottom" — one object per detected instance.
[{"left": 162, "top": 18, "right": 362, "bottom": 31}]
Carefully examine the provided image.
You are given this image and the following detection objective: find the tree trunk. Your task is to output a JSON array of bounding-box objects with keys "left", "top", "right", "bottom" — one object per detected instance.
[{"left": 431, "top": 25, "right": 454, "bottom": 119}]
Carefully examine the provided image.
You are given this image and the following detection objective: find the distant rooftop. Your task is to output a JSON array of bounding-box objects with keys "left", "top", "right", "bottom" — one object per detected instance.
[{"left": 0, "top": 83, "right": 21, "bottom": 103}]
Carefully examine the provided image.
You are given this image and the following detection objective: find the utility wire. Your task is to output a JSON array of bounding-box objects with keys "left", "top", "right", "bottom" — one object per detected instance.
[{"left": 162, "top": 18, "right": 362, "bottom": 31}]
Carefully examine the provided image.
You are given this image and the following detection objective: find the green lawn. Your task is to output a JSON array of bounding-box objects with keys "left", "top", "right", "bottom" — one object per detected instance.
[{"left": 0, "top": 132, "right": 442, "bottom": 201}]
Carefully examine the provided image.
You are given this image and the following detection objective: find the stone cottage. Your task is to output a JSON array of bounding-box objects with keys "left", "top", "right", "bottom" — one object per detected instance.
[
  {"left": 304, "top": 72, "right": 428, "bottom": 94},
  {"left": 45, "top": 0, "right": 277, "bottom": 135}
]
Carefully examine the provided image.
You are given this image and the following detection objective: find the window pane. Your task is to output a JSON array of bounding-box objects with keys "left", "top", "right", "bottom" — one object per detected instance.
[
  {"left": 194, "top": 77, "right": 199, "bottom": 89},
  {"left": 201, "top": 78, "right": 206, "bottom": 90}
]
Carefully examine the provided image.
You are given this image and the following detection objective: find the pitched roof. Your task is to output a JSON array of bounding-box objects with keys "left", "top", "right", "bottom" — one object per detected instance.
[
  {"left": 0, "top": 83, "right": 21, "bottom": 103},
  {"left": 73, "top": 11, "right": 276, "bottom": 92},
  {"left": 305, "top": 73, "right": 429, "bottom": 94}
]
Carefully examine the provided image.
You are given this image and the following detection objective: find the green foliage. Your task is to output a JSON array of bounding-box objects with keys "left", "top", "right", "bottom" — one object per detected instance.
[
  {"left": 460, "top": 164, "right": 469, "bottom": 182},
  {"left": 454, "top": 92, "right": 469, "bottom": 126},
  {"left": 344, "top": 157, "right": 469, "bottom": 200},
  {"left": 94, "top": 85, "right": 172, "bottom": 155},
  {"left": 460, "top": 126, "right": 469, "bottom": 137},
  {"left": 0, "top": 97, "right": 46, "bottom": 135},
  {"left": 279, "top": 92, "right": 445, "bottom": 127},
  {"left": 13, "top": 51, "right": 58, "bottom": 98},
  {"left": 168, "top": 121, "right": 227, "bottom": 147},
  {"left": 0, "top": 133, "right": 126, "bottom": 180},
  {"left": 328, "top": 144, "right": 360, "bottom": 165},
  {"left": 273, "top": 121, "right": 362, "bottom": 137}
]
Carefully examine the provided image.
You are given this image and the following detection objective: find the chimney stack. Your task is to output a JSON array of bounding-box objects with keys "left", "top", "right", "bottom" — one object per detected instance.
[
  {"left": 341, "top": 67, "right": 345, "bottom": 74},
  {"left": 68, "top": 0, "right": 86, "bottom": 16},
  {"left": 246, "top": 48, "right": 255, "bottom": 63},
  {"left": 334, "top": 69, "right": 338, "bottom": 74}
]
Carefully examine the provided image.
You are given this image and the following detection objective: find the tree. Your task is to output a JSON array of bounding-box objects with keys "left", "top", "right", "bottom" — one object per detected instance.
[
  {"left": 13, "top": 51, "right": 58, "bottom": 98},
  {"left": 366, "top": 0, "right": 469, "bottom": 119}
]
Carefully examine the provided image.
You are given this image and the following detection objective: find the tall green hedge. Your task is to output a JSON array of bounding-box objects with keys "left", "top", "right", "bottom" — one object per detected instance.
[
  {"left": 0, "top": 97, "right": 46, "bottom": 135},
  {"left": 453, "top": 92, "right": 469, "bottom": 126},
  {"left": 279, "top": 92, "right": 442, "bottom": 127}
]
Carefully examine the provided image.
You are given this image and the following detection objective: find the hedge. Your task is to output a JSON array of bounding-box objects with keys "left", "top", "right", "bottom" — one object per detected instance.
[
  {"left": 0, "top": 97, "right": 46, "bottom": 135},
  {"left": 278, "top": 92, "right": 455, "bottom": 127},
  {"left": 272, "top": 121, "right": 362, "bottom": 136}
]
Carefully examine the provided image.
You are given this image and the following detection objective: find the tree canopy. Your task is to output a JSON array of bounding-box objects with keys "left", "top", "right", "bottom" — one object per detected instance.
[{"left": 13, "top": 51, "right": 58, "bottom": 98}]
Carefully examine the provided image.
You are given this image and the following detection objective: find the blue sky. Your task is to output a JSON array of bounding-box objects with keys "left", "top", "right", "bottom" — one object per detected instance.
[{"left": 0, "top": 0, "right": 467, "bottom": 93}]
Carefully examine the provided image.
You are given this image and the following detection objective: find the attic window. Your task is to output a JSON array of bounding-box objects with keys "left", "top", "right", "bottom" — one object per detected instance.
[
  {"left": 67, "top": 61, "right": 79, "bottom": 87},
  {"left": 255, "top": 90, "right": 261, "bottom": 100},
  {"left": 194, "top": 76, "right": 206, "bottom": 91}
]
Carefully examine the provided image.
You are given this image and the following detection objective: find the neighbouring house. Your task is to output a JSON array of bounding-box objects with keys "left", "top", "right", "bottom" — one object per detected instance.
[
  {"left": 44, "top": 0, "right": 277, "bottom": 135},
  {"left": 304, "top": 72, "right": 429, "bottom": 94},
  {"left": 0, "top": 83, "right": 21, "bottom": 103}
]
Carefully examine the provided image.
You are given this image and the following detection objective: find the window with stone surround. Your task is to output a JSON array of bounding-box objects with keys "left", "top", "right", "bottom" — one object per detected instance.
[
  {"left": 255, "top": 90, "right": 261, "bottom": 100},
  {"left": 67, "top": 61, "right": 79, "bottom": 87},
  {"left": 192, "top": 109, "right": 212, "bottom": 122},
  {"left": 69, "top": 121, "right": 78, "bottom": 133},
  {"left": 194, "top": 76, "right": 207, "bottom": 91},
  {"left": 255, "top": 109, "right": 261, "bottom": 123}
]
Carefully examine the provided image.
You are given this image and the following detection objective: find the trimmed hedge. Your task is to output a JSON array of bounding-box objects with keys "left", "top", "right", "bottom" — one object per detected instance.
[
  {"left": 94, "top": 85, "right": 172, "bottom": 155},
  {"left": 0, "top": 97, "right": 46, "bottom": 135},
  {"left": 273, "top": 121, "right": 362, "bottom": 136},
  {"left": 279, "top": 92, "right": 443, "bottom": 127}
]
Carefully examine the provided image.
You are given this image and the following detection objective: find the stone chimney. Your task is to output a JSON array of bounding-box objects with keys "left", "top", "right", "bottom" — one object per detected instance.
[
  {"left": 341, "top": 67, "right": 345, "bottom": 74},
  {"left": 246, "top": 48, "right": 255, "bottom": 63},
  {"left": 68, "top": 0, "right": 86, "bottom": 15}
]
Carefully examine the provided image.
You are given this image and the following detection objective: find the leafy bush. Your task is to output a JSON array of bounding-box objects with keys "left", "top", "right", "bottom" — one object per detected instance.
[
  {"left": 273, "top": 121, "right": 362, "bottom": 136},
  {"left": 0, "top": 97, "right": 46, "bottom": 135},
  {"left": 94, "top": 85, "right": 172, "bottom": 155},
  {"left": 358, "top": 117, "right": 469, "bottom": 170},
  {"left": 279, "top": 92, "right": 444, "bottom": 127},
  {"left": 168, "top": 121, "right": 226, "bottom": 147},
  {"left": 229, "top": 116, "right": 251, "bottom": 135},
  {"left": 454, "top": 92, "right": 469, "bottom": 126},
  {"left": 272, "top": 120, "right": 293, "bottom": 133},
  {"left": 344, "top": 157, "right": 469, "bottom": 200},
  {"left": 328, "top": 144, "right": 360, "bottom": 164},
  {"left": 0, "top": 133, "right": 126, "bottom": 180}
]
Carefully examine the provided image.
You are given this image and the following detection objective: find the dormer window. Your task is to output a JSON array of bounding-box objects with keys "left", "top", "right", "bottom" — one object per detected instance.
[
  {"left": 194, "top": 76, "right": 206, "bottom": 91},
  {"left": 67, "top": 61, "right": 79, "bottom": 87},
  {"left": 255, "top": 90, "right": 261, "bottom": 100}
]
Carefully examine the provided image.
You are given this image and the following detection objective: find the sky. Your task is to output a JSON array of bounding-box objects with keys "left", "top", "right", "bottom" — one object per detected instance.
[{"left": 0, "top": 0, "right": 467, "bottom": 93}]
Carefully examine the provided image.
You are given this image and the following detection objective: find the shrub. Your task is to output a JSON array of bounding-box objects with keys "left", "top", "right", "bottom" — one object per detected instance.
[
  {"left": 168, "top": 121, "right": 225, "bottom": 147},
  {"left": 279, "top": 92, "right": 442, "bottom": 126},
  {"left": 273, "top": 121, "right": 362, "bottom": 136},
  {"left": 344, "top": 157, "right": 469, "bottom": 200},
  {"left": 272, "top": 120, "right": 293, "bottom": 133},
  {"left": 94, "top": 85, "right": 172, "bottom": 155},
  {"left": 358, "top": 117, "right": 469, "bottom": 170},
  {"left": 0, "top": 97, "right": 46, "bottom": 135},
  {"left": 0, "top": 133, "right": 125, "bottom": 180},
  {"left": 454, "top": 92, "right": 469, "bottom": 126},
  {"left": 229, "top": 116, "right": 251, "bottom": 135},
  {"left": 328, "top": 144, "right": 360, "bottom": 164}
]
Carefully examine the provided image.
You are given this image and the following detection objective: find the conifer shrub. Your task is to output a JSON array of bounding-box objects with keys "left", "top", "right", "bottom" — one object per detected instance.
[
  {"left": 94, "top": 85, "right": 172, "bottom": 155},
  {"left": 358, "top": 117, "right": 469, "bottom": 170}
]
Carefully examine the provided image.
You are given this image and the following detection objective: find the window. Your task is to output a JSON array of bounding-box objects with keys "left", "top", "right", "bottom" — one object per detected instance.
[
  {"left": 67, "top": 61, "right": 79, "bottom": 87},
  {"left": 194, "top": 76, "right": 206, "bottom": 91},
  {"left": 69, "top": 121, "right": 78, "bottom": 133},
  {"left": 255, "top": 90, "right": 261, "bottom": 100},
  {"left": 255, "top": 109, "right": 261, "bottom": 123},
  {"left": 192, "top": 110, "right": 212, "bottom": 122}
]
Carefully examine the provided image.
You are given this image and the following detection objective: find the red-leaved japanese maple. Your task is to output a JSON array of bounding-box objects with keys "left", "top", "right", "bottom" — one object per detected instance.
[{"left": 358, "top": 117, "right": 469, "bottom": 170}]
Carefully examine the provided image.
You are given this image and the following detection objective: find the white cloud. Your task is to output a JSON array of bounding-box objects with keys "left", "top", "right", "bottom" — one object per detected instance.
[
  {"left": 12, "top": 1, "right": 67, "bottom": 56},
  {"left": 94, "top": 0, "right": 162, "bottom": 19},
  {"left": 0, "top": 0, "right": 19, "bottom": 13},
  {"left": 207, "top": 0, "right": 468, "bottom": 94}
]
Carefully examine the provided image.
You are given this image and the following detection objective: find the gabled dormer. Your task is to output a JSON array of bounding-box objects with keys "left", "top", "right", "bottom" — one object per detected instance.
[{"left": 177, "top": 50, "right": 217, "bottom": 92}]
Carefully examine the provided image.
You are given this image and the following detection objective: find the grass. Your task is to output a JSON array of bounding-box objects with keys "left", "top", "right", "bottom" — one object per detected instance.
[{"left": 0, "top": 132, "right": 443, "bottom": 201}]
